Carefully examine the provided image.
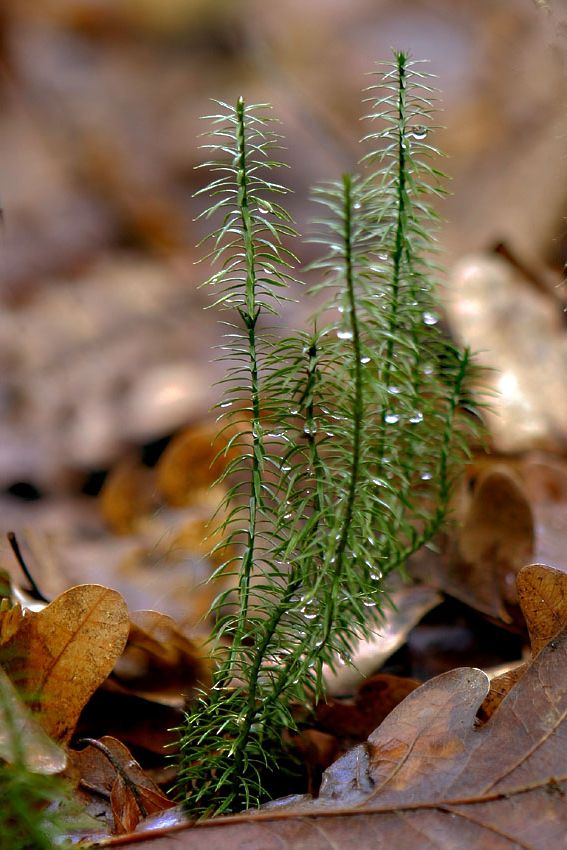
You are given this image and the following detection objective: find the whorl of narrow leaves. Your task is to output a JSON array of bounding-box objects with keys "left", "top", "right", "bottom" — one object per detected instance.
[{"left": 177, "top": 53, "right": 481, "bottom": 817}]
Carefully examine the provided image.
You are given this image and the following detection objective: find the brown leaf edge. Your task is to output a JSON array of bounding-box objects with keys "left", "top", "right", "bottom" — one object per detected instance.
[{"left": 94, "top": 563, "right": 567, "bottom": 850}]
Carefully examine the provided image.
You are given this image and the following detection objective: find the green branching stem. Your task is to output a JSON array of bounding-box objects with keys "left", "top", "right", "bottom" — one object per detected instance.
[
  {"left": 178, "top": 57, "right": 482, "bottom": 817},
  {"left": 375, "top": 52, "right": 407, "bottom": 470},
  {"left": 229, "top": 97, "right": 262, "bottom": 669},
  {"left": 322, "top": 173, "right": 364, "bottom": 641}
]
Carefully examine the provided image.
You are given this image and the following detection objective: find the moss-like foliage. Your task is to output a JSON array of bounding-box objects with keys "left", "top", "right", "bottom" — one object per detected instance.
[{"left": 177, "top": 52, "right": 481, "bottom": 816}]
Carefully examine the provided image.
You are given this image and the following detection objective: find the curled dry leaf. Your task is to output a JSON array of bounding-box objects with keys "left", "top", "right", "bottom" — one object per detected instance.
[
  {"left": 111, "top": 609, "right": 210, "bottom": 705},
  {"left": 103, "top": 570, "right": 567, "bottom": 848},
  {"left": 411, "top": 465, "right": 534, "bottom": 622},
  {"left": 0, "top": 584, "right": 130, "bottom": 742},
  {"left": 481, "top": 563, "right": 567, "bottom": 720},
  {"left": 75, "top": 736, "right": 175, "bottom": 835}
]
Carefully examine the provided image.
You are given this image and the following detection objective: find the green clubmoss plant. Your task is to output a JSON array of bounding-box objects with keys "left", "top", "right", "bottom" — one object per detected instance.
[{"left": 177, "top": 51, "right": 481, "bottom": 816}]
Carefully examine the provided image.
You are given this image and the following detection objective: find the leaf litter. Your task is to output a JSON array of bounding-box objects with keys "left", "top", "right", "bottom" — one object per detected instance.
[
  {"left": 1, "top": 422, "right": 567, "bottom": 848},
  {"left": 97, "top": 563, "right": 567, "bottom": 850}
]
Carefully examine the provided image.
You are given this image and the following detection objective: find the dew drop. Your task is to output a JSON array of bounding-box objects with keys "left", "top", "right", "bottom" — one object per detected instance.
[
  {"left": 370, "top": 569, "right": 383, "bottom": 581},
  {"left": 353, "top": 201, "right": 362, "bottom": 210},
  {"left": 360, "top": 356, "right": 371, "bottom": 365},
  {"left": 337, "top": 329, "right": 354, "bottom": 340},
  {"left": 409, "top": 411, "right": 424, "bottom": 424},
  {"left": 385, "top": 412, "right": 400, "bottom": 425},
  {"left": 220, "top": 401, "right": 233, "bottom": 408},
  {"left": 388, "top": 385, "right": 401, "bottom": 395},
  {"left": 363, "top": 600, "right": 376, "bottom": 608},
  {"left": 423, "top": 311, "right": 439, "bottom": 326},
  {"left": 303, "top": 610, "right": 318, "bottom": 620},
  {"left": 421, "top": 471, "right": 433, "bottom": 481},
  {"left": 290, "top": 407, "right": 300, "bottom": 416},
  {"left": 411, "top": 125, "right": 428, "bottom": 140}
]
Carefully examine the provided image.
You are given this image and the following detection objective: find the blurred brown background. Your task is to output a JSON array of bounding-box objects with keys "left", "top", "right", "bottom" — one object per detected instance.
[{"left": 0, "top": 0, "right": 565, "bottom": 612}]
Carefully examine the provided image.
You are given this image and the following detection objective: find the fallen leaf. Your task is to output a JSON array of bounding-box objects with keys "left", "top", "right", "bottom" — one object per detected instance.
[
  {"left": 75, "top": 736, "right": 175, "bottom": 835},
  {"left": 111, "top": 609, "right": 209, "bottom": 705},
  {"left": 316, "top": 674, "right": 420, "bottom": 742},
  {"left": 323, "top": 585, "right": 442, "bottom": 694},
  {"left": 0, "top": 666, "right": 66, "bottom": 774},
  {"left": 1, "top": 584, "right": 130, "bottom": 742},
  {"left": 102, "top": 564, "right": 567, "bottom": 849},
  {"left": 76, "top": 689, "right": 183, "bottom": 755},
  {"left": 155, "top": 422, "right": 238, "bottom": 508},
  {"left": 480, "top": 563, "right": 567, "bottom": 719},
  {"left": 411, "top": 465, "right": 534, "bottom": 622},
  {"left": 100, "top": 459, "right": 157, "bottom": 535}
]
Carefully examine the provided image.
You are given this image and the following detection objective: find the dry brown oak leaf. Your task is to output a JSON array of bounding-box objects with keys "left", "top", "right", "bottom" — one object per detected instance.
[
  {"left": 481, "top": 562, "right": 567, "bottom": 720},
  {"left": 0, "top": 584, "right": 130, "bottom": 742},
  {"left": 104, "top": 604, "right": 567, "bottom": 846}
]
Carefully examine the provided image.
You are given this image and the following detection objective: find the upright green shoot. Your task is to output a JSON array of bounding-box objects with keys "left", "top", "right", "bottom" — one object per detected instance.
[{"left": 177, "top": 52, "right": 481, "bottom": 816}]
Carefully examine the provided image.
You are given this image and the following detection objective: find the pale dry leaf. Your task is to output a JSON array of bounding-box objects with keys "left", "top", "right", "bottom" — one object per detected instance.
[{"left": 323, "top": 585, "right": 442, "bottom": 694}]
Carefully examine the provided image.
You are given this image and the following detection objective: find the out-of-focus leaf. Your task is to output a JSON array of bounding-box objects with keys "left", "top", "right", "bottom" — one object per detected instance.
[
  {"left": 156, "top": 422, "right": 238, "bottom": 509},
  {"left": 112, "top": 609, "right": 209, "bottom": 705},
  {"left": 323, "top": 585, "right": 442, "bottom": 694},
  {"left": 100, "top": 459, "right": 156, "bottom": 535},
  {"left": 0, "top": 666, "right": 66, "bottom": 774},
  {"left": 411, "top": 465, "right": 534, "bottom": 622},
  {"left": 448, "top": 253, "right": 567, "bottom": 452}
]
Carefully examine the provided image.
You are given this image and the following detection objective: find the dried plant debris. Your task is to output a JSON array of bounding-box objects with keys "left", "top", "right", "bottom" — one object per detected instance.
[{"left": 99, "top": 566, "right": 567, "bottom": 850}]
